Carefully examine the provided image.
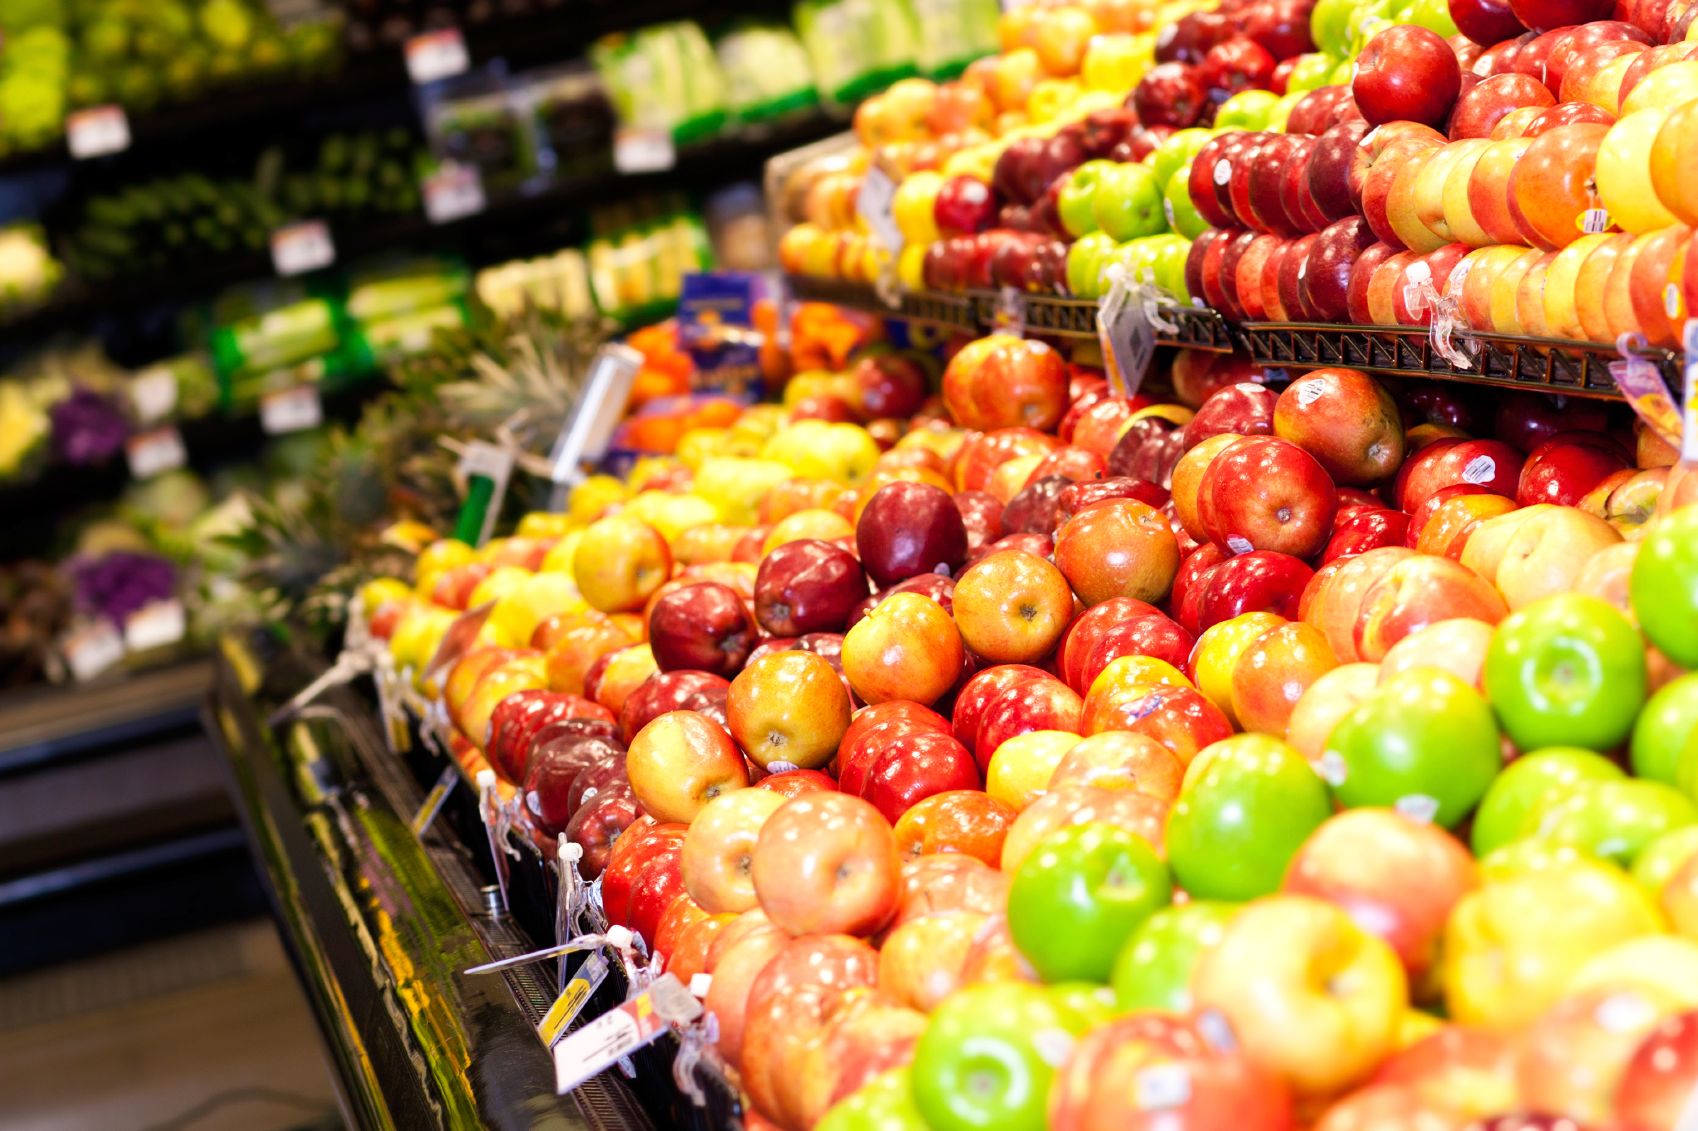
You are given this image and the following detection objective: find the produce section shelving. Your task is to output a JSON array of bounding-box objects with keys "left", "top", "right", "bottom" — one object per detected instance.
[{"left": 781, "top": 275, "right": 1688, "bottom": 403}]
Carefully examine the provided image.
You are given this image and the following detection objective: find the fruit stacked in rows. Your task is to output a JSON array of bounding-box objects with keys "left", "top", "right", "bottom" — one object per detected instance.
[{"left": 369, "top": 329, "right": 1698, "bottom": 1131}]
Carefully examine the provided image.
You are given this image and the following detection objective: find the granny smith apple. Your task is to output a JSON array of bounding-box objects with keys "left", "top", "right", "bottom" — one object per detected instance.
[
  {"left": 1632, "top": 507, "right": 1698, "bottom": 669},
  {"left": 1344, "top": 0, "right": 1393, "bottom": 47},
  {"left": 1148, "top": 233, "right": 1192, "bottom": 303},
  {"left": 1484, "top": 593, "right": 1647, "bottom": 753},
  {"left": 1065, "top": 231, "right": 1118, "bottom": 299},
  {"left": 1110, "top": 901, "right": 1238, "bottom": 1013},
  {"left": 1266, "top": 90, "right": 1304, "bottom": 133},
  {"left": 1008, "top": 822, "right": 1172, "bottom": 983},
  {"left": 1093, "top": 162, "right": 1166, "bottom": 242},
  {"left": 1403, "top": 0, "right": 1460, "bottom": 35},
  {"left": 1046, "top": 982, "right": 1119, "bottom": 1029},
  {"left": 1632, "top": 673, "right": 1698, "bottom": 785},
  {"left": 1215, "top": 89, "right": 1281, "bottom": 130},
  {"left": 1058, "top": 159, "right": 1114, "bottom": 239},
  {"left": 1324, "top": 668, "right": 1502, "bottom": 829},
  {"left": 1309, "top": 0, "right": 1355, "bottom": 57},
  {"left": 1531, "top": 779, "right": 1698, "bottom": 868},
  {"left": 1284, "top": 52, "right": 1337, "bottom": 93},
  {"left": 1330, "top": 56, "right": 1359, "bottom": 85},
  {"left": 1116, "top": 236, "right": 1163, "bottom": 286},
  {"left": 1164, "top": 163, "right": 1210, "bottom": 239},
  {"left": 911, "top": 981, "right": 1092, "bottom": 1131},
  {"left": 1470, "top": 746, "right": 1626, "bottom": 857},
  {"left": 1631, "top": 825, "right": 1698, "bottom": 894},
  {"left": 816, "top": 1067, "right": 929, "bottom": 1131},
  {"left": 1149, "top": 128, "right": 1213, "bottom": 188},
  {"left": 1166, "top": 733, "right": 1333, "bottom": 901}
]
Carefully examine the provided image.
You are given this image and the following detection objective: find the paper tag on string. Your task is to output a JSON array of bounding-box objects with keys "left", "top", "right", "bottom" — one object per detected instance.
[
  {"left": 405, "top": 27, "right": 469, "bottom": 84},
  {"left": 613, "top": 128, "right": 675, "bottom": 174},
  {"left": 423, "top": 163, "right": 485, "bottom": 224},
  {"left": 1610, "top": 354, "right": 1682, "bottom": 451},
  {"left": 66, "top": 105, "right": 130, "bottom": 159},
  {"left": 271, "top": 221, "right": 335, "bottom": 276},
  {"left": 1096, "top": 266, "right": 1154, "bottom": 398},
  {"left": 125, "top": 426, "right": 187, "bottom": 480},
  {"left": 538, "top": 951, "right": 611, "bottom": 1048},
  {"left": 260, "top": 385, "right": 323, "bottom": 433},
  {"left": 124, "top": 599, "right": 185, "bottom": 652},
  {"left": 856, "top": 167, "right": 902, "bottom": 254}
]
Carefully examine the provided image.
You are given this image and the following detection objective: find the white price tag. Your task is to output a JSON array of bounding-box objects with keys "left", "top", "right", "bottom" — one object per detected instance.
[
  {"left": 553, "top": 973, "right": 700, "bottom": 1094},
  {"left": 405, "top": 27, "right": 470, "bottom": 84},
  {"left": 63, "top": 622, "right": 125, "bottom": 682},
  {"left": 538, "top": 951, "right": 611, "bottom": 1047},
  {"left": 270, "top": 220, "right": 335, "bottom": 277},
  {"left": 129, "top": 366, "right": 178, "bottom": 423},
  {"left": 66, "top": 105, "right": 130, "bottom": 159},
  {"left": 423, "top": 163, "right": 486, "bottom": 224},
  {"left": 856, "top": 166, "right": 903, "bottom": 254},
  {"left": 994, "top": 286, "right": 1027, "bottom": 337},
  {"left": 260, "top": 385, "right": 323, "bottom": 434},
  {"left": 124, "top": 426, "right": 187, "bottom": 480},
  {"left": 124, "top": 599, "right": 186, "bottom": 652},
  {"left": 613, "top": 127, "right": 676, "bottom": 174}
]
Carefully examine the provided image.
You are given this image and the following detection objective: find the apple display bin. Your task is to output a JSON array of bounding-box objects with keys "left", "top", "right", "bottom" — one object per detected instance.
[{"left": 207, "top": 634, "right": 742, "bottom": 1131}]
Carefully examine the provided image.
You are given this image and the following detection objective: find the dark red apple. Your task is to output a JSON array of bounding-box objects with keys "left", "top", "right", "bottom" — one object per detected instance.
[
  {"left": 856, "top": 481, "right": 969, "bottom": 589},
  {"left": 618, "top": 670, "right": 731, "bottom": 744},
  {"left": 1132, "top": 61, "right": 1208, "bottom": 128},
  {"left": 1353, "top": 25, "right": 1462, "bottom": 126},
  {"left": 1193, "top": 550, "right": 1316, "bottom": 630},
  {"left": 1322, "top": 507, "right": 1413, "bottom": 563},
  {"left": 647, "top": 582, "right": 757, "bottom": 678},
  {"left": 1303, "top": 217, "right": 1377, "bottom": 322},
  {"left": 1515, "top": 432, "right": 1631, "bottom": 506},
  {"left": 754, "top": 539, "right": 870, "bottom": 637},
  {"left": 1182, "top": 382, "right": 1280, "bottom": 449}
]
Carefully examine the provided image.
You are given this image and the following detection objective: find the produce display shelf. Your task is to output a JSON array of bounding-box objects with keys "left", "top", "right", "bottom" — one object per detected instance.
[
  {"left": 0, "top": 0, "right": 800, "bottom": 179},
  {"left": 0, "top": 656, "right": 211, "bottom": 777},
  {"left": 784, "top": 274, "right": 978, "bottom": 331},
  {"left": 1239, "top": 321, "right": 1682, "bottom": 402},
  {"left": 207, "top": 635, "right": 672, "bottom": 1131},
  {"left": 0, "top": 111, "right": 850, "bottom": 350}
]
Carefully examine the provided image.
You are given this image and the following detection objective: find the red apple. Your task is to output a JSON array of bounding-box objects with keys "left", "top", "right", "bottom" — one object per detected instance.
[
  {"left": 750, "top": 793, "right": 902, "bottom": 936},
  {"left": 1354, "top": 26, "right": 1463, "bottom": 127}
]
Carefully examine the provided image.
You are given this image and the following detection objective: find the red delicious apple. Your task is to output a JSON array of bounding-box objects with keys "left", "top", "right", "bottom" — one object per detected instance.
[
  {"left": 1354, "top": 26, "right": 1463, "bottom": 127},
  {"left": 754, "top": 539, "right": 869, "bottom": 637},
  {"left": 1323, "top": 507, "right": 1413, "bottom": 563},
  {"left": 619, "top": 669, "right": 731, "bottom": 744},
  {"left": 1183, "top": 383, "right": 1280, "bottom": 450},
  {"left": 856, "top": 481, "right": 968, "bottom": 589},
  {"left": 1193, "top": 550, "right": 1316, "bottom": 630},
  {"left": 1453, "top": 0, "right": 1528, "bottom": 44},
  {"left": 1132, "top": 61, "right": 1207, "bottom": 128},
  {"left": 1198, "top": 437, "right": 1339, "bottom": 558},
  {"left": 647, "top": 582, "right": 757, "bottom": 679}
]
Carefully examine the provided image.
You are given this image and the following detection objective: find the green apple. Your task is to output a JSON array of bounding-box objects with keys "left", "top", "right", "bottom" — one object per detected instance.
[
  {"left": 1166, "top": 733, "right": 1333, "bottom": 901},
  {"left": 1478, "top": 838, "right": 1588, "bottom": 881},
  {"left": 1344, "top": 0, "right": 1393, "bottom": 48},
  {"left": 1065, "top": 231, "right": 1118, "bottom": 299},
  {"left": 911, "top": 981, "right": 1092, "bottom": 1131},
  {"left": 1631, "top": 825, "right": 1698, "bottom": 894},
  {"left": 816, "top": 1067, "right": 929, "bottom": 1131},
  {"left": 1633, "top": 507, "right": 1698, "bottom": 669},
  {"left": 1531, "top": 779, "right": 1698, "bottom": 868},
  {"left": 1008, "top": 822, "right": 1172, "bottom": 983},
  {"left": 1484, "top": 593, "right": 1647, "bottom": 753},
  {"left": 1163, "top": 163, "right": 1209, "bottom": 239},
  {"left": 1148, "top": 127, "right": 1213, "bottom": 188},
  {"left": 1110, "top": 901, "right": 1238, "bottom": 1013},
  {"left": 1470, "top": 746, "right": 1626, "bottom": 857},
  {"left": 1092, "top": 162, "right": 1166, "bottom": 242},
  {"left": 1147, "top": 233, "right": 1192, "bottom": 303},
  {"left": 1116, "top": 236, "right": 1163, "bottom": 285},
  {"left": 1324, "top": 668, "right": 1502, "bottom": 829},
  {"left": 1310, "top": 0, "right": 1356, "bottom": 57},
  {"left": 1330, "top": 56, "right": 1359, "bottom": 85},
  {"left": 1058, "top": 159, "right": 1115, "bottom": 239},
  {"left": 1681, "top": 730, "right": 1698, "bottom": 800},
  {"left": 1266, "top": 90, "right": 1304, "bottom": 133},
  {"left": 1046, "top": 982, "right": 1119, "bottom": 1029},
  {"left": 1284, "top": 52, "right": 1337, "bottom": 93},
  {"left": 1632, "top": 673, "right": 1698, "bottom": 785},
  {"left": 1403, "top": 0, "right": 1461, "bottom": 35},
  {"left": 1215, "top": 89, "right": 1281, "bottom": 130}
]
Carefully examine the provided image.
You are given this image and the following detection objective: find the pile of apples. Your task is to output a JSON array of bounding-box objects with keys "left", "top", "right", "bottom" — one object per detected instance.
[{"left": 369, "top": 331, "right": 1698, "bottom": 1131}]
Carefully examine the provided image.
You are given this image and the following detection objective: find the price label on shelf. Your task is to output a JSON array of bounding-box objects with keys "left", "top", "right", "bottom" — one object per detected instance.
[
  {"left": 66, "top": 105, "right": 130, "bottom": 159},
  {"left": 856, "top": 166, "right": 902, "bottom": 254},
  {"left": 260, "top": 385, "right": 324, "bottom": 434},
  {"left": 271, "top": 220, "right": 335, "bottom": 277},
  {"left": 538, "top": 951, "right": 611, "bottom": 1048},
  {"left": 410, "top": 764, "right": 459, "bottom": 836},
  {"left": 554, "top": 973, "right": 701, "bottom": 1094},
  {"left": 405, "top": 27, "right": 470, "bottom": 84},
  {"left": 613, "top": 127, "right": 675, "bottom": 174},
  {"left": 422, "top": 163, "right": 486, "bottom": 224},
  {"left": 62, "top": 621, "right": 125, "bottom": 682},
  {"left": 124, "top": 599, "right": 186, "bottom": 652},
  {"left": 124, "top": 426, "right": 188, "bottom": 480},
  {"left": 1096, "top": 267, "right": 1155, "bottom": 398},
  {"left": 128, "top": 365, "right": 178, "bottom": 424}
]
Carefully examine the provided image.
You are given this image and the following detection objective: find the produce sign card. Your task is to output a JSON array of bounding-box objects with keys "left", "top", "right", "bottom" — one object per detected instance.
[
  {"left": 423, "top": 164, "right": 486, "bottom": 224},
  {"left": 67, "top": 106, "right": 130, "bottom": 159},
  {"left": 406, "top": 28, "right": 470, "bottom": 84},
  {"left": 613, "top": 128, "right": 676, "bottom": 175},
  {"left": 124, "top": 427, "right": 188, "bottom": 480},
  {"left": 260, "top": 385, "right": 324, "bottom": 434},
  {"left": 271, "top": 221, "right": 335, "bottom": 277},
  {"left": 678, "top": 273, "right": 767, "bottom": 399}
]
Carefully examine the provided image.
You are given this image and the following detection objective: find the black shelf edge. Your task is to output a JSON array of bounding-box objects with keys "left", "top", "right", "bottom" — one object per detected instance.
[{"left": 0, "top": 657, "right": 213, "bottom": 777}]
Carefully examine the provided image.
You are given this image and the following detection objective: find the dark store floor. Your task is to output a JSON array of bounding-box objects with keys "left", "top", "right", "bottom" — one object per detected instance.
[{"left": 0, "top": 920, "right": 341, "bottom": 1131}]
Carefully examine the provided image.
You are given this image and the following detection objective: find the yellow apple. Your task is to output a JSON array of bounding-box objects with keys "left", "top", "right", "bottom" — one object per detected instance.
[
  {"left": 761, "top": 508, "right": 855, "bottom": 555},
  {"left": 985, "top": 729, "right": 1081, "bottom": 810},
  {"left": 1543, "top": 233, "right": 1614, "bottom": 341},
  {"left": 1285, "top": 662, "right": 1379, "bottom": 762},
  {"left": 1620, "top": 60, "right": 1698, "bottom": 116},
  {"left": 1460, "top": 505, "right": 1623, "bottom": 609},
  {"left": 486, "top": 572, "right": 585, "bottom": 648},
  {"left": 1651, "top": 100, "right": 1698, "bottom": 225},
  {"left": 1597, "top": 109, "right": 1681, "bottom": 235},
  {"left": 1188, "top": 612, "right": 1287, "bottom": 725},
  {"left": 892, "top": 169, "right": 944, "bottom": 246}
]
